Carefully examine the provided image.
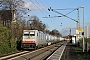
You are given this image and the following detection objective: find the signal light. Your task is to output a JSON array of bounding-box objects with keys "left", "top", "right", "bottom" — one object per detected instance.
[{"left": 82, "top": 32, "right": 84, "bottom": 35}]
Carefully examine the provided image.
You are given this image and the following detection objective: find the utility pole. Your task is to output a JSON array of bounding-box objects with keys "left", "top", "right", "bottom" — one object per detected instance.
[
  {"left": 77, "top": 8, "right": 80, "bottom": 30},
  {"left": 10, "top": 0, "right": 16, "bottom": 48},
  {"left": 70, "top": 28, "right": 71, "bottom": 35},
  {"left": 80, "top": 6, "right": 84, "bottom": 52}
]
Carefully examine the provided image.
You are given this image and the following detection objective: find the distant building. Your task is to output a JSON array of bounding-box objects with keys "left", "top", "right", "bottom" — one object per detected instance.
[
  {"left": 0, "top": 10, "right": 15, "bottom": 28},
  {"left": 84, "top": 26, "right": 90, "bottom": 38}
]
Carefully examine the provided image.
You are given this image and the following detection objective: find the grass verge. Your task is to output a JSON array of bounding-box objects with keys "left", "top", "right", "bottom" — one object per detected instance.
[{"left": 74, "top": 47, "right": 90, "bottom": 60}]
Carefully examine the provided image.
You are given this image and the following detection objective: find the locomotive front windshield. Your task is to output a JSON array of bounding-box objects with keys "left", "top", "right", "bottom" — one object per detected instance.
[
  {"left": 23, "top": 31, "right": 35, "bottom": 39},
  {"left": 24, "top": 34, "right": 29, "bottom": 36},
  {"left": 30, "top": 31, "right": 35, "bottom": 36}
]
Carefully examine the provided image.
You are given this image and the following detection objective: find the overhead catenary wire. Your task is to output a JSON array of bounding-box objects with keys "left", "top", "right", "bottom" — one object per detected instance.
[
  {"left": 39, "top": 0, "right": 55, "bottom": 19},
  {"left": 29, "top": 0, "right": 47, "bottom": 17},
  {"left": 43, "top": 7, "right": 78, "bottom": 18},
  {"left": 54, "top": 8, "right": 78, "bottom": 10},
  {"left": 29, "top": 0, "right": 62, "bottom": 30},
  {"left": 48, "top": 8, "right": 77, "bottom": 18},
  {"left": 44, "top": 0, "right": 50, "bottom": 7},
  {"left": 60, "top": 8, "right": 78, "bottom": 17},
  {"left": 48, "top": 7, "right": 78, "bottom": 22},
  {"left": 35, "top": 0, "right": 61, "bottom": 27},
  {"left": 35, "top": 0, "right": 49, "bottom": 15}
]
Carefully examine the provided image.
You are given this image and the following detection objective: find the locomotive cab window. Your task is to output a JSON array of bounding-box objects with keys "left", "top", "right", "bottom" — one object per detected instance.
[
  {"left": 24, "top": 31, "right": 29, "bottom": 36},
  {"left": 30, "top": 34, "right": 35, "bottom": 36},
  {"left": 30, "top": 31, "right": 35, "bottom": 36},
  {"left": 24, "top": 34, "right": 29, "bottom": 36}
]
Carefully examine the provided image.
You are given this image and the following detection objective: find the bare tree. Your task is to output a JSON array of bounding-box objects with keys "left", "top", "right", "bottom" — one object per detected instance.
[
  {"left": 0, "top": 0, "right": 27, "bottom": 20},
  {"left": 50, "top": 29, "right": 62, "bottom": 37},
  {"left": 44, "top": 29, "right": 50, "bottom": 34},
  {"left": 27, "top": 15, "right": 47, "bottom": 31}
]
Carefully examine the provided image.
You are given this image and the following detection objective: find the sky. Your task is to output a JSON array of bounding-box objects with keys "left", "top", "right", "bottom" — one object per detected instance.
[{"left": 23, "top": 0, "right": 90, "bottom": 36}]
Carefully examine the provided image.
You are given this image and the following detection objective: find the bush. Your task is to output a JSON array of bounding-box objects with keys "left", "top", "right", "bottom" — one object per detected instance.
[
  {"left": 0, "top": 41, "right": 18, "bottom": 56},
  {"left": 79, "top": 37, "right": 90, "bottom": 44},
  {"left": 0, "top": 25, "right": 18, "bottom": 56}
]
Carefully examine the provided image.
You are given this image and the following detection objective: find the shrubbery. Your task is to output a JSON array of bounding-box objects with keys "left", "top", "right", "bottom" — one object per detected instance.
[
  {"left": 79, "top": 37, "right": 90, "bottom": 43},
  {"left": 0, "top": 25, "right": 18, "bottom": 56}
]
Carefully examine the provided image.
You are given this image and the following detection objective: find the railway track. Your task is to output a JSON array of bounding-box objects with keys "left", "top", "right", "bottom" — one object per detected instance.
[
  {"left": 0, "top": 41, "right": 67, "bottom": 60},
  {"left": 0, "top": 51, "right": 30, "bottom": 60}
]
